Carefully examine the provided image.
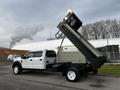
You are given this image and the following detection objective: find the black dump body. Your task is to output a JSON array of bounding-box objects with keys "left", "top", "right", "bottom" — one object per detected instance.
[{"left": 57, "top": 11, "right": 106, "bottom": 69}]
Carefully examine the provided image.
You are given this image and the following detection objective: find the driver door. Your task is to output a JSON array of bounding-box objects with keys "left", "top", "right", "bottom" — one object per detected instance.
[{"left": 22, "top": 52, "right": 34, "bottom": 68}]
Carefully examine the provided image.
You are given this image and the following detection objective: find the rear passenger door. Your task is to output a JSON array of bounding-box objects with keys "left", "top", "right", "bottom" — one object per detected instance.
[{"left": 31, "top": 51, "right": 46, "bottom": 69}]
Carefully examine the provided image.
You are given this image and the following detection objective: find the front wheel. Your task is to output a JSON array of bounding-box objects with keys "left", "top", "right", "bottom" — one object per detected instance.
[
  {"left": 65, "top": 67, "right": 80, "bottom": 82},
  {"left": 13, "top": 65, "right": 22, "bottom": 75}
]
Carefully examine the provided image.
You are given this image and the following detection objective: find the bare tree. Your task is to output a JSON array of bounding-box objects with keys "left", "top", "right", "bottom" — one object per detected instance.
[{"left": 81, "top": 19, "right": 120, "bottom": 40}]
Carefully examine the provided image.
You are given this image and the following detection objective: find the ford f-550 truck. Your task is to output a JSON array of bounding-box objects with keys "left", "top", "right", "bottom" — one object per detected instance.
[{"left": 12, "top": 10, "right": 106, "bottom": 82}]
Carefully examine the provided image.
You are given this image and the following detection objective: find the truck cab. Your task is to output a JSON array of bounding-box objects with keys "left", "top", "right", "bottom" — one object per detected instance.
[{"left": 12, "top": 49, "right": 56, "bottom": 74}]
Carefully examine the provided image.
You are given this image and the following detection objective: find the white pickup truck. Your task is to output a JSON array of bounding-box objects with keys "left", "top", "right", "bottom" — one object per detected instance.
[{"left": 13, "top": 50, "right": 56, "bottom": 72}]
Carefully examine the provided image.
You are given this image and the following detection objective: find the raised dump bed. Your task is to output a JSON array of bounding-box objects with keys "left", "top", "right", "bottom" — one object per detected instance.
[{"left": 57, "top": 10, "right": 106, "bottom": 69}]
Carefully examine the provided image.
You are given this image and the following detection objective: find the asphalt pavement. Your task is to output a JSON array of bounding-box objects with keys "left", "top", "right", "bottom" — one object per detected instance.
[{"left": 0, "top": 64, "right": 120, "bottom": 90}]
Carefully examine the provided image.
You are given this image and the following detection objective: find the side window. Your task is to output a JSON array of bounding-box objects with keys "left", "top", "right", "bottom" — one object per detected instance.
[
  {"left": 25, "top": 52, "right": 34, "bottom": 58},
  {"left": 33, "top": 51, "right": 43, "bottom": 57}
]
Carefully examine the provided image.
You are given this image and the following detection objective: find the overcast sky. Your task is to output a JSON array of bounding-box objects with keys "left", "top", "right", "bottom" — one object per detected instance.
[{"left": 0, "top": 0, "right": 120, "bottom": 48}]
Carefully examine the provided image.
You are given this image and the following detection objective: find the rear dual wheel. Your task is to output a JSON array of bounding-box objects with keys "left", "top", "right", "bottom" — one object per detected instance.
[
  {"left": 66, "top": 67, "right": 81, "bottom": 82},
  {"left": 92, "top": 69, "right": 98, "bottom": 75}
]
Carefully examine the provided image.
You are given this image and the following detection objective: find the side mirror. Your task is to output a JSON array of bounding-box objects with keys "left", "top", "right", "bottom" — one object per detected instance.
[
  {"left": 21, "top": 56, "right": 29, "bottom": 59},
  {"left": 21, "top": 56, "right": 25, "bottom": 59},
  {"left": 26, "top": 56, "right": 30, "bottom": 59},
  {"left": 21, "top": 56, "right": 30, "bottom": 59}
]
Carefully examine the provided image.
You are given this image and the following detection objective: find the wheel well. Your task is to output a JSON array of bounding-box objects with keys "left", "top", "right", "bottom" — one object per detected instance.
[
  {"left": 62, "top": 63, "right": 86, "bottom": 76},
  {"left": 12, "top": 61, "right": 22, "bottom": 68}
]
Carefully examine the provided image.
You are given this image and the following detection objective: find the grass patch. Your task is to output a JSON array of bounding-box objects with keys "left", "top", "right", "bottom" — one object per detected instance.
[
  {"left": 0, "top": 60, "right": 12, "bottom": 65},
  {"left": 0, "top": 56, "right": 13, "bottom": 65},
  {"left": 0, "top": 62, "right": 11, "bottom": 65},
  {"left": 98, "top": 64, "right": 120, "bottom": 76}
]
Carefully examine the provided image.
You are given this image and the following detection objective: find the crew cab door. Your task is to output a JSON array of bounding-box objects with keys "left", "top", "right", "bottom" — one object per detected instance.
[
  {"left": 22, "top": 51, "right": 46, "bottom": 69},
  {"left": 22, "top": 52, "right": 34, "bottom": 68}
]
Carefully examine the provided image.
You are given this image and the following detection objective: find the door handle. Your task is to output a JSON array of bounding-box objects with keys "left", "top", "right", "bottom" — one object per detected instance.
[
  {"left": 46, "top": 61, "right": 49, "bottom": 63},
  {"left": 30, "top": 59, "right": 32, "bottom": 61},
  {"left": 40, "top": 59, "right": 42, "bottom": 61}
]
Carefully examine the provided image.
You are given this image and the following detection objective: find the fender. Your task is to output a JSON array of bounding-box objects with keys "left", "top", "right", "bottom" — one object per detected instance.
[{"left": 12, "top": 61, "right": 22, "bottom": 68}]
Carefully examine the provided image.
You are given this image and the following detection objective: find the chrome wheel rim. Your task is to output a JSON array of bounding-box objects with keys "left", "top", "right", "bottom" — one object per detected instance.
[
  {"left": 67, "top": 70, "right": 76, "bottom": 80},
  {"left": 14, "top": 67, "right": 19, "bottom": 74}
]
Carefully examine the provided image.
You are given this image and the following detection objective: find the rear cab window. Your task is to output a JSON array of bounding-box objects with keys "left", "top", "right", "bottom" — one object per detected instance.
[{"left": 46, "top": 50, "right": 56, "bottom": 57}]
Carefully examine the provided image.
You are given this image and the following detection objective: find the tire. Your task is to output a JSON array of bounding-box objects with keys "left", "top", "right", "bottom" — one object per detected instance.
[
  {"left": 65, "top": 67, "right": 81, "bottom": 82},
  {"left": 92, "top": 69, "right": 98, "bottom": 75},
  {"left": 13, "top": 65, "right": 22, "bottom": 75}
]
